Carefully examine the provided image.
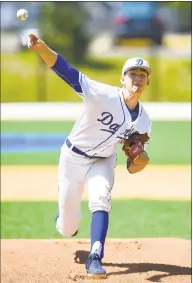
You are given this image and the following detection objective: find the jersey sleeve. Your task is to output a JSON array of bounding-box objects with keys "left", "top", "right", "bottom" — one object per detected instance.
[
  {"left": 51, "top": 54, "right": 115, "bottom": 102},
  {"left": 50, "top": 54, "right": 85, "bottom": 98}
]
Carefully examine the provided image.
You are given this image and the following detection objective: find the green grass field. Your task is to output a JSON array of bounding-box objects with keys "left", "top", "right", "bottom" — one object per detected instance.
[
  {"left": 1, "top": 199, "right": 191, "bottom": 239},
  {"left": 1, "top": 120, "right": 191, "bottom": 165},
  {"left": 2, "top": 52, "right": 191, "bottom": 102}
]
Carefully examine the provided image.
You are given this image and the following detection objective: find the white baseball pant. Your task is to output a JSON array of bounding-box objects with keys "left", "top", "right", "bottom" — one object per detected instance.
[{"left": 56, "top": 144, "right": 116, "bottom": 236}]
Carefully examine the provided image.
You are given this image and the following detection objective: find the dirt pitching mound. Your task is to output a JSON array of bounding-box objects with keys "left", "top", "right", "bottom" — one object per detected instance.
[{"left": 2, "top": 238, "right": 191, "bottom": 283}]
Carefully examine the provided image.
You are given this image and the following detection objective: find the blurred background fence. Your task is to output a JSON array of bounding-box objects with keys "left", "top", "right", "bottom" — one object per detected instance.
[{"left": 1, "top": 1, "right": 191, "bottom": 102}]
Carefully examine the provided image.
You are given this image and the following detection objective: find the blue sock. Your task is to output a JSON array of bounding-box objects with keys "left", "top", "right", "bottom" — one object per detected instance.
[{"left": 90, "top": 210, "right": 109, "bottom": 259}]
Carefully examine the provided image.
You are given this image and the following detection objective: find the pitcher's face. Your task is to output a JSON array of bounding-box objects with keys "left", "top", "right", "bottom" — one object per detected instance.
[{"left": 120, "top": 68, "right": 149, "bottom": 94}]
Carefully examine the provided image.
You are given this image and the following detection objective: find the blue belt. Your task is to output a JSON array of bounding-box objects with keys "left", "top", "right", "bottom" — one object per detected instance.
[{"left": 65, "top": 138, "right": 105, "bottom": 159}]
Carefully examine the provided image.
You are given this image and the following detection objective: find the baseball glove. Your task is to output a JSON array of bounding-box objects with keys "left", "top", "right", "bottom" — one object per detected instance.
[{"left": 122, "top": 132, "right": 150, "bottom": 173}]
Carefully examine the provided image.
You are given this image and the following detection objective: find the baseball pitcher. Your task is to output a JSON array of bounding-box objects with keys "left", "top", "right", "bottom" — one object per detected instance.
[{"left": 28, "top": 33, "right": 152, "bottom": 279}]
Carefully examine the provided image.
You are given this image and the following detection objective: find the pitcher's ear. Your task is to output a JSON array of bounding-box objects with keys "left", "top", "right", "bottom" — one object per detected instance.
[
  {"left": 147, "top": 78, "right": 150, "bottom": 86},
  {"left": 120, "top": 75, "right": 125, "bottom": 84}
]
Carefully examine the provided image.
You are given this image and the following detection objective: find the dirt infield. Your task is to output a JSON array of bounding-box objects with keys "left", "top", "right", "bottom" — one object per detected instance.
[
  {"left": 2, "top": 238, "right": 191, "bottom": 283},
  {"left": 1, "top": 165, "right": 191, "bottom": 200},
  {"left": 2, "top": 165, "right": 191, "bottom": 283}
]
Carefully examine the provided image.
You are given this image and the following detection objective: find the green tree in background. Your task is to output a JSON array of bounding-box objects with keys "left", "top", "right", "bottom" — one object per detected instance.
[
  {"left": 40, "top": 2, "right": 91, "bottom": 63},
  {"left": 162, "top": 1, "right": 191, "bottom": 9}
]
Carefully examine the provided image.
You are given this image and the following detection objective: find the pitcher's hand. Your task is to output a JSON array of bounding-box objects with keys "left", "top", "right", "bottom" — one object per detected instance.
[
  {"left": 28, "top": 34, "right": 45, "bottom": 52},
  {"left": 28, "top": 33, "right": 57, "bottom": 67}
]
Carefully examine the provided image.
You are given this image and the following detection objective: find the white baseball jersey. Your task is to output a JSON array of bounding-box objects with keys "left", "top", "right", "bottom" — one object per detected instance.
[{"left": 51, "top": 54, "right": 152, "bottom": 158}]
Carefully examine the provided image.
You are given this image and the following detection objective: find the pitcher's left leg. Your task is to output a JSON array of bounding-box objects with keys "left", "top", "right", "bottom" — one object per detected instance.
[{"left": 85, "top": 154, "right": 116, "bottom": 278}]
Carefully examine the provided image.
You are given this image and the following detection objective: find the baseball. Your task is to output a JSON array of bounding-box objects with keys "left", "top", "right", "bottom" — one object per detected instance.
[{"left": 17, "top": 9, "right": 28, "bottom": 20}]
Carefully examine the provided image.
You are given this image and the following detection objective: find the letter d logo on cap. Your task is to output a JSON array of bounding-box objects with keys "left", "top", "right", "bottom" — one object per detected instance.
[{"left": 136, "top": 59, "right": 143, "bottom": 66}]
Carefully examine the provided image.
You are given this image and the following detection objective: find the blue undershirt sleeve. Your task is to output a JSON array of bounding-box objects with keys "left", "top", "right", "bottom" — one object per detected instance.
[{"left": 50, "top": 54, "right": 83, "bottom": 96}]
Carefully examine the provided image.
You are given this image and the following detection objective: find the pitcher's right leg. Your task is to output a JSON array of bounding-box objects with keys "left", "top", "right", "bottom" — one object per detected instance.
[
  {"left": 56, "top": 177, "right": 84, "bottom": 237},
  {"left": 56, "top": 148, "right": 88, "bottom": 237},
  {"left": 56, "top": 182, "right": 82, "bottom": 236}
]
